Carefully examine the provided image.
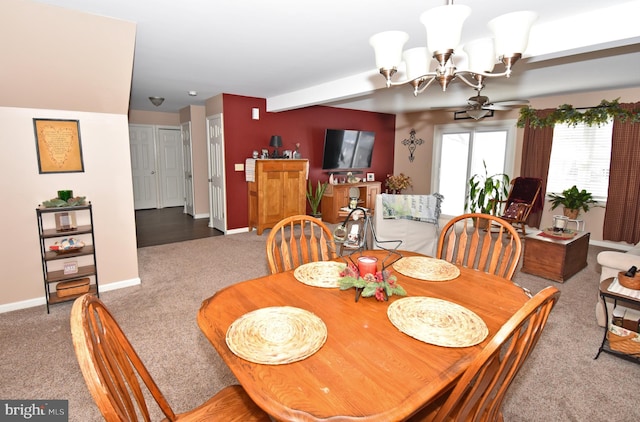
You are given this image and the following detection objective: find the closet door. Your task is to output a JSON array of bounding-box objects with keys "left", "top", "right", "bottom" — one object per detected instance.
[
  {"left": 129, "top": 125, "right": 158, "bottom": 210},
  {"left": 181, "top": 122, "right": 195, "bottom": 216},
  {"left": 207, "top": 114, "right": 226, "bottom": 232},
  {"left": 157, "top": 128, "right": 184, "bottom": 207}
]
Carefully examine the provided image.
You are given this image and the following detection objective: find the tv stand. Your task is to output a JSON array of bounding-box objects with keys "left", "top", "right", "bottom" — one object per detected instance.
[{"left": 321, "top": 181, "right": 381, "bottom": 224}]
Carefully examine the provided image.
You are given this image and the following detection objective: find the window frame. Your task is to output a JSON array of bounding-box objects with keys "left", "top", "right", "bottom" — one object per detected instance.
[{"left": 431, "top": 119, "right": 518, "bottom": 218}]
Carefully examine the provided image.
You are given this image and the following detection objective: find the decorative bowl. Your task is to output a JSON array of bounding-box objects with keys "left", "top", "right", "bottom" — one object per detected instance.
[{"left": 49, "top": 238, "right": 85, "bottom": 253}]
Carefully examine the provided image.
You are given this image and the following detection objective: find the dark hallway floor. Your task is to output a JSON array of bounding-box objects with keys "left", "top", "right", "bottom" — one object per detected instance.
[{"left": 135, "top": 207, "right": 223, "bottom": 248}]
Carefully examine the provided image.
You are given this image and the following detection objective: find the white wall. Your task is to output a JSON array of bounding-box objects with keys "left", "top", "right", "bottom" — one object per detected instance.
[{"left": 0, "top": 107, "right": 139, "bottom": 310}]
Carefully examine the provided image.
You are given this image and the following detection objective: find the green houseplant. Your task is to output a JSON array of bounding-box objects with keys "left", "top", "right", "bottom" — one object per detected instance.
[
  {"left": 548, "top": 185, "right": 596, "bottom": 219},
  {"left": 306, "top": 180, "right": 328, "bottom": 218},
  {"left": 465, "top": 161, "right": 510, "bottom": 216}
]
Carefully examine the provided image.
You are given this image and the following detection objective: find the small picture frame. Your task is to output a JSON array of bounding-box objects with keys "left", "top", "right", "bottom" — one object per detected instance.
[
  {"left": 282, "top": 150, "right": 292, "bottom": 159},
  {"left": 261, "top": 149, "right": 269, "bottom": 159},
  {"left": 63, "top": 261, "right": 78, "bottom": 275},
  {"left": 55, "top": 211, "right": 77, "bottom": 231},
  {"left": 366, "top": 172, "right": 375, "bottom": 182}
]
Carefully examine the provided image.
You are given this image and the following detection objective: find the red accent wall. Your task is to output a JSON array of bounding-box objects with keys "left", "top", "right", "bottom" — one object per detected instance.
[{"left": 222, "top": 94, "right": 396, "bottom": 230}]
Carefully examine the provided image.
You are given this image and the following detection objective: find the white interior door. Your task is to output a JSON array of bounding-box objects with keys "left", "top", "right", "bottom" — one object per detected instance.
[
  {"left": 157, "top": 128, "right": 184, "bottom": 208},
  {"left": 129, "top": 125, "right": 158, "bottom": 210},
  {"left": 181, "top": 122, "right": 195, "bottom": 216},
  {"left": 207, "top": 114, "right": 226, "bottom": 232}
]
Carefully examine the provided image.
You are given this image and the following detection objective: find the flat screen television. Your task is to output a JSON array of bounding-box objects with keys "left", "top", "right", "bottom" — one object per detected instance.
[{"left": 321, "top": 129, "right": 375, "bottom": 170}]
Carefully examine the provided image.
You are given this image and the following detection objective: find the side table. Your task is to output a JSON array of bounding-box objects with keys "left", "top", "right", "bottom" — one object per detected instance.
[
  {"left": 521, "top": 230, "right": 590, "bottom": 282},
  {"left": 595, "top": 278, "right": 640, "bottom": 363}
]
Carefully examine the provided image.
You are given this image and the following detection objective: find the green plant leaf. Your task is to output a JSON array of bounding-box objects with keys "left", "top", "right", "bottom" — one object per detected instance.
[
  {"left": 306, "top": 180, "right": 328, "bottom": 214},
  {"left": 466, "top": 161, "right": 510, "bottom": 215},
  {"left": 548, "top": 185, "right": 597, "bottom": 213},
  {"left": 518, "top": 98, "right": 640, "bottom": 128}
]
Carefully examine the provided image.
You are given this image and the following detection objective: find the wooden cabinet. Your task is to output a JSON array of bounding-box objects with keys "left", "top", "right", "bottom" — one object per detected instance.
[
  {"left": 321, "top": 181, "right": 381, "bottom": 224},
  {"left": 521, "top": 230, "right": 590, "bottom": 282},
  {"left": 36, "top": 204, "right": 99, "bottom": 313},
  {"left": 248, "top": 159, "right": 308, "bottom": 235}
]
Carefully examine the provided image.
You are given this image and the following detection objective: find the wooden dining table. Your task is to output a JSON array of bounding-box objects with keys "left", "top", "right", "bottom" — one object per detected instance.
[{"left": 197, "top": 250, "right": 529, "bottom": 421}]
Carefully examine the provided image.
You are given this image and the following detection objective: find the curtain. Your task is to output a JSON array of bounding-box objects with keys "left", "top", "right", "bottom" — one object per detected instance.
[
  {"left": 520, "top": 109, "right": 555, "bottom": 228},
  {"left": 603, "top": 102, "right": 640, "bottom": 243}
]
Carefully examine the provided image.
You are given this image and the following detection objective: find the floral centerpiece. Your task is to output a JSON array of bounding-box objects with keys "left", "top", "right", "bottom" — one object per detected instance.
[
  {"left": 338, "top": 263, "right": 406, "bottom": 301},
  {"left": 384, "top": 173, "right": 412, "bottom": 193}
]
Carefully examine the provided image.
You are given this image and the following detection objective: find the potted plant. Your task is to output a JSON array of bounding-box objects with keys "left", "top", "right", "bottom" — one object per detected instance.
[
  {"left": 465, "top": 161, "right": 510, "bottom": 217},
  {"left": 306, "top": 180, "right": 328, "bottom": 218},
  {"left": 548, "top": 185, "right": 596, "bottom": 219}
]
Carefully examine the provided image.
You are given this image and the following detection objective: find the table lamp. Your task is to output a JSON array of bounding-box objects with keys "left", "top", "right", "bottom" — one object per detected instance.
[{"left": 270, "top": 135, "right": 283, "bottom": 158}]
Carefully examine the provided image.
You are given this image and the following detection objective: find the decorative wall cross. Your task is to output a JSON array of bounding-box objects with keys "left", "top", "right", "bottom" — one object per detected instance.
[{"left": 401, "top": 129, "right": 424, "bottom": 162}]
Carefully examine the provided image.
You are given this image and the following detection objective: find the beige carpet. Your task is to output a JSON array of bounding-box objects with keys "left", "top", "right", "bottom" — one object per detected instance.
[{"left": 1, "top": 229, "right": 639, "bottom": 421}]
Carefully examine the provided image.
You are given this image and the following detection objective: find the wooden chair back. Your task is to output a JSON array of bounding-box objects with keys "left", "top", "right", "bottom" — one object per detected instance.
[
  {"left": 437, "top": 213, "right": 522, "bottom": 281},
  {"left": 71, "top": 294, "right": 270, "bottom": 422},
  {"left": 498, "top": 177, "right": 543, "bottom": 235},
  {"left": 71, "top": 294, "right": 181, "bottom": 421},
  {"left": 423, "top": 286, "right": 560, "bottom": 422},
  {"left": 266, "top": 215, "right": 337, "bottom": 274}
]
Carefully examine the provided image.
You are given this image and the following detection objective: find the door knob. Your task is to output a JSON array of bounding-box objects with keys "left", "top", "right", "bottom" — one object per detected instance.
[{"left": 151, "top": 171, "right": 156, "bottom": 175}]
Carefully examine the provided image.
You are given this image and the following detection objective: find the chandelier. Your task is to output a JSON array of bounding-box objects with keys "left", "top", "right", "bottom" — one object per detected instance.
[{"left": 369, "top": 1, "right": 537, "bottom": 96}]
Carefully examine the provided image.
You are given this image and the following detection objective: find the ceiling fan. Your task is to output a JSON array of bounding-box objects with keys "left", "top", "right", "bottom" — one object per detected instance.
[{"left": 452, "top": 89, "right": 529, "bottom": 120}]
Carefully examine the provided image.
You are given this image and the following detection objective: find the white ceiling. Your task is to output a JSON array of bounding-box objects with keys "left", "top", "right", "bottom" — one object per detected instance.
[{"left": 34, "top": 0, "right": 640, "bottom": 114}]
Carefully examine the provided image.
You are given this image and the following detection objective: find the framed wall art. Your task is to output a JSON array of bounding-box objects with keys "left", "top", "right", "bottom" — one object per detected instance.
[
  {"left": 33, "top": 118, "right": 85, "bottom": 173},
  {"left": 366, "top": 172, "right": 375, "bottom": 182}
]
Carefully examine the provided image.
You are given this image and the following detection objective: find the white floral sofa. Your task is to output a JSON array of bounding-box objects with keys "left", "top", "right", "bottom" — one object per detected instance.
[
  {"left": 373, "top": 193, "right": 443, "bottom": 257},
  {"left": 596, "top": 243, "right": 640, "bottom": 326}
]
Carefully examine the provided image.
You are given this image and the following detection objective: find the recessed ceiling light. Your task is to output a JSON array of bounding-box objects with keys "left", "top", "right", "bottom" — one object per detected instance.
[
  {"left": 149, "top": 96, "right": 164, "bottom": 106},
  {"left": 188, "top": 91, "right": 198, "bottom": 96}
]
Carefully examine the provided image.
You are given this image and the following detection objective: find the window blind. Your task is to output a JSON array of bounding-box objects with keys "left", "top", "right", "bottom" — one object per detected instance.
[{"left": 547, "top": 120, "right": 612, "bottom": 202}]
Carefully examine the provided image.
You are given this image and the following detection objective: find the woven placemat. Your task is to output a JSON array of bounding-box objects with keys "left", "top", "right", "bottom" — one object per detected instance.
[
  {"left": 392, "top": 256, "right": 460, "bottom": 281},
  {"left": 226, "top": 306, "right": 327, "bottom": 365},
  {"left": 294, "top": 261, "right": 346, "bottom": 288},
  {"left": 387, "top": 297, "right": 488, "bottom": 348}
]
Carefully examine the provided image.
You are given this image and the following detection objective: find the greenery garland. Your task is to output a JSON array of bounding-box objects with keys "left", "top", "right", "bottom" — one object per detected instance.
[{"left": 517, "top": 98, "right": 640, "bottom": 128}]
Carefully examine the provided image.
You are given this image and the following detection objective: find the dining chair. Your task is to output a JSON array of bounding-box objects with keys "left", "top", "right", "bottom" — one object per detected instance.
[
  {"left": 436, "top": 213, "right": 522, "bottom": 281},
  {"left": 266, "top": 214, "right": 337, "bottom": 274},
  {"left": 409, "top": 286, "right": 561, "bottom": 422},
  {"left": 70, "top": 294, "right": 271, "bottom": 422}
]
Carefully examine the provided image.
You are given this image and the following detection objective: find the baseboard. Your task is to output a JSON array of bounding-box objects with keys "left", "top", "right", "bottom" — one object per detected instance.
[
  {"left": 193, "top": 213, "right": 209, "bottom": 219},
  {"left": 0, "top": 277, "right": 141, "bottom": 314},
  {"left": 227, "top": 227, "right": 251, "bottom": 235},
  {"left": 589, "top": 239, "right": 633, "bottom": 251},
  {"left": 100, "top": 277, "right": 142, "bottom": 292}
]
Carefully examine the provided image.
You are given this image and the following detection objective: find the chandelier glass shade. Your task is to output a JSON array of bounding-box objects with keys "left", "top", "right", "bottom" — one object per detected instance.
[
  {"left": 369, "top": 1, "right": 537, "bottom": 96},
  {"left": 465, "top": 108, "right": 491, "bottom": 120}
]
